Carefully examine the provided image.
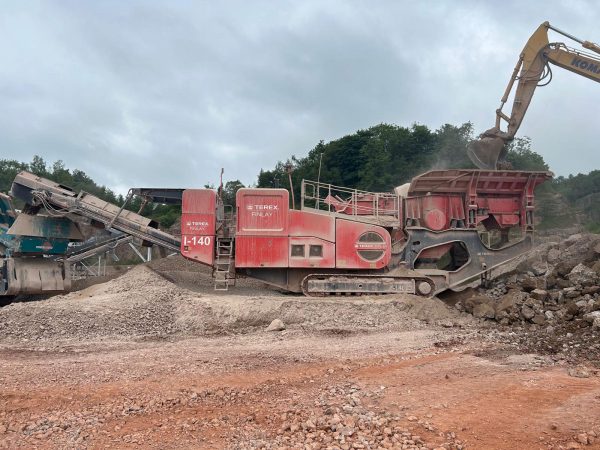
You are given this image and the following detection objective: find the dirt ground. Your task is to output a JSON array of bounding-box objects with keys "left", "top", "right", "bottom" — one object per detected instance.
[{"left": 1, "top": 258, "right": 600, "bottom": 449}]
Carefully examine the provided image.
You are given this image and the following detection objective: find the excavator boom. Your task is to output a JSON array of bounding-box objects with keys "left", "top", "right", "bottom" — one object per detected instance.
[{"left": 468, "top": 21, "right": 600, "bottom": 170}]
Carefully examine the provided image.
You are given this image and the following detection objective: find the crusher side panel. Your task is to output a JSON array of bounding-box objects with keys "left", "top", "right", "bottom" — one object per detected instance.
[
  {"left": 181, "top": 189, "right": 217, "bottom": 266},
  {"left": 335, "top": 219, "right": 391, "bottom": 270},
  {"left": 288, "top": 210, "right": 335, "bottom": 242},
  {"left": 235, "top": 188, "right": 289, "bottom": 268},
  {"left": 288, "top": 210, "right": 336, "bottom": 269}
]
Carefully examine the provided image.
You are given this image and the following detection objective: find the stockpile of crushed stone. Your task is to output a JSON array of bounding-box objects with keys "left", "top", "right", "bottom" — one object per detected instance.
[
  {"left": 146, "top": 254, "right": 204, "bottom": 273},
  {"left": 0, "top": 265, "right": 470, "bottom": 345},
  {"left": 0, "top": 267, "right": 188, "bottom": 342},
  {"left": 147, "top": 254, "right": 281, "bottom": 295}
]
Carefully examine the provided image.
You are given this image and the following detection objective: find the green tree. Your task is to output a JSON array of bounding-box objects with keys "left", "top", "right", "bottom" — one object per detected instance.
[
  {"left": 221, "top": 180, "right": 245, "bottom": 207},
  {"left": 257, "top": 122, "right": 469, "bottom": 198},
  {"left": 358, "top": 125, "right": 395, "bottom": 191},
  {"left": 30, "top": 155, "right": 47, "bottom": 176},
  {"left": 435, "top": 123, "right": 476, "bottom": 169},
  {"left": 51, "top": 160, "right": 71, "bottom": 185},
  {"left": 505, "top": 137, "right": 549, "bottom": 171},
  {"left": 0, "top": 159, "right": 28, "bottom": 193}
]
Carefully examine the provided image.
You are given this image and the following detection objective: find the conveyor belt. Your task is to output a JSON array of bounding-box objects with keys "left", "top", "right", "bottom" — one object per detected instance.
[{"left": 10, "top": 171, "right": 181, "bottom": 253}]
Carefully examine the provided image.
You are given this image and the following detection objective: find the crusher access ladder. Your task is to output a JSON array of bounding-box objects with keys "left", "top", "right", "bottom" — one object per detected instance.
[
  {"left": 214, "top": 237, "right": 234, "bottom": 291},
  {"left": 213, "top": 207, "right": 237, "bottom": 291}
]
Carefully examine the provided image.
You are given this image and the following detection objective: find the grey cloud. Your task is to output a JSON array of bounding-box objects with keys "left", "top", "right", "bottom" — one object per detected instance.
[{"left": 1, "top": 1, "right": 599, "bottom": 195}]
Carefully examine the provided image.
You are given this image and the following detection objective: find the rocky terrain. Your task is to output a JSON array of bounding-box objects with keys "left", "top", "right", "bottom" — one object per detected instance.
[
  {"left": 1, "top": 234, "right": 600, "bottom": 449},
  {"left": 455, "top": 233, "right": 600, "bottom": 367},
  {"left": 231, "top": 382, "right": 466, "bottom": 450}
]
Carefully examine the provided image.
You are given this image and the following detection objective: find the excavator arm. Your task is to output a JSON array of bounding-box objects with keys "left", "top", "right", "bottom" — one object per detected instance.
[{"left": 468, "top": 21, "right": 600, "bottom": 170}]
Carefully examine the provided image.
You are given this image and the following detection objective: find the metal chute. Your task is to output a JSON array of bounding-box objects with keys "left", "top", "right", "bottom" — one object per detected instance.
[{"left": 1, "top": 257, "right": 71, "bottom": 296}]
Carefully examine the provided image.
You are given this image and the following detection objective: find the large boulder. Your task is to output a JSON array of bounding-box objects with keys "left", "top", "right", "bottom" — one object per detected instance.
[
  {"left": 563, "top": 287, "right": 581, "bottom": 299},
  {"left": 564, "top": 233, "right": 584, "bottom": 245},
  {"left": 266, "top": 319, "right": 286, "bottom": 332},
  {"left": 568, "top": 263, "right": 598, "bottom": 286},
  {"left": 504, "top": 290, "right": 528, "bottom": 305},
  {"left": 531, "top": 314, "right": 546, "bottom": 325},
  {"left": 561, "top": 234, "right": 600, "bottom": 267},
  {"left": 521, "top": 305, "right": 536, "bottom": 320},
  {"left": 520, "top": 277, "right": 540, "bottom": 292},
  {"left": 530, "top": 289, "right": 548, "bottom": 302},
  {"left": 545, "top": 274, "right": 558, "bottom": 289},
  {"left": 472, "top": 303, "right": 496, "bottom": 319},
  {"left": 555, "top": 260, "right": 579, "bottom": 278},
  {"left": 495, "top": 295, "right": 516, "bottom": 315},
  {"left": 494, "top": 242, "right": 552, "bottom": 278},
  {"left": 564, "top": 301, "right": 580, "bottom": 320},
  {"left": 583, "top": 311, "right": 600, "bottom": 324},
  {"left": 546, "top": 248, "right": 561, "bottom": 264},
  {"left": 592, "top": 260, "right": 600, "bottom": 276},
  {"left": 530, "top": 261, "right": 549, "bottom": 277},
  {"left": 494, "top": 290, "right": 528, "bottom": 321},
  {"left": 463, "top": 295, "right": 494, "bottom": 314},
  {"left": 582, "top": 285, "right": 600, "bottom": 295},
  {"left": 556, "top": 279, "right": 572, "bottom": 289}
]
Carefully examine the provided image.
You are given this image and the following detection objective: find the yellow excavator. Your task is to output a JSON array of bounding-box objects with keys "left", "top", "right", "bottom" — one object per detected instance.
[{"left": 468, "top": 21, "right": 600, "bottom": 170}]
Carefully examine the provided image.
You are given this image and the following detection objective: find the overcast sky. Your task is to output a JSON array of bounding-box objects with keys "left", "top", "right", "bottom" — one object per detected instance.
[{"left": 1, "top": 1, "right": 598, "bottom": 193}]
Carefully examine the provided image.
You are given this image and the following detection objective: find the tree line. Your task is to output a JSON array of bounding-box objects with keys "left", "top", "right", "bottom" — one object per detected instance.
[
  {"left": 1, "top": 121, "right": 598, "bottom": 230},
  {"left": 256, "top": 122, "right": 548, "bottom": 199},
  {"left": 0, "top": 156, "right": 181, "bottom": 228}
]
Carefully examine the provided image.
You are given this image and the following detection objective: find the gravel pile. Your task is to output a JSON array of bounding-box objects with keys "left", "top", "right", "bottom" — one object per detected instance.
[
  {"left": 0, "top": 266, "right": 187, "bottom": 342},
  {"left": 148, "top": 254, "right": 283, "bottom": 296},
  {"left": 0, "top": 264, "right": 469, "bottom": 346},
  {"left": 230, "top": 383, "right": 464, "bottom": 450},
  {"left": 146, "top": 254, "right": 204, "bottom": 272}
]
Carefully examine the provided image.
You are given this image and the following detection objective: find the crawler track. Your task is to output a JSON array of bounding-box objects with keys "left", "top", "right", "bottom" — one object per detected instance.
[{"left": 301, "top": 273, "right": 435, "bottom": 297}]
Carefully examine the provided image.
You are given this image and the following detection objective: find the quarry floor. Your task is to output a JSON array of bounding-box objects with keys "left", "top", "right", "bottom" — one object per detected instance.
[
  {"left": 2, "top": 332, "right": 600, "bottom": 449},
  {"left": 0, "top": 258, "right": 599, "bottom": 449}
]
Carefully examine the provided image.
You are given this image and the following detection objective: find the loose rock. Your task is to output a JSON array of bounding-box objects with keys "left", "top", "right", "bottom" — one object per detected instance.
[{"left": 266, "top": 319, "right": 286, "bottom": 332}]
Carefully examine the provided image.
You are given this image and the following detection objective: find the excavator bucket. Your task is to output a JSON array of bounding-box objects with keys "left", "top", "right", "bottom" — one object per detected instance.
[{"left": 467, "top": 137, "right": 506, "bottom": 170}]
